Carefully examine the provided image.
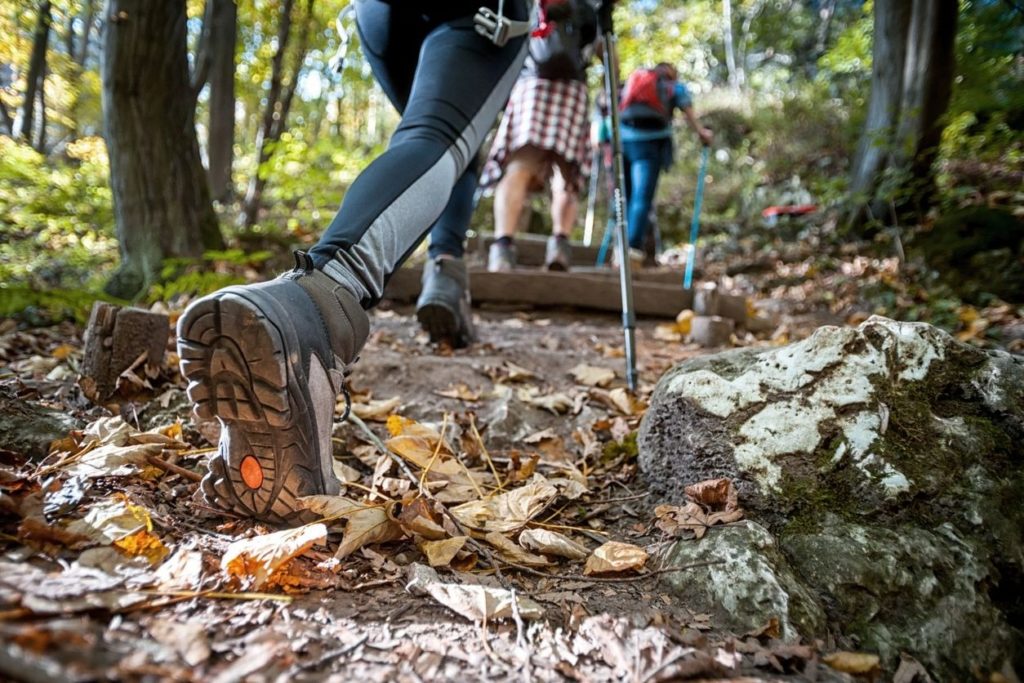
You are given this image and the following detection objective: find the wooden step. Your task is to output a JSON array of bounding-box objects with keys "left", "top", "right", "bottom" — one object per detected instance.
[{"left": 384, "top": 267, "right": 694, "bottom": 319}]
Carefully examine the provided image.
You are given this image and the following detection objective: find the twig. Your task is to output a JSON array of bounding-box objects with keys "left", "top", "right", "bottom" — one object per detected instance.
[
  {"left": 418, "top": 412, "right": 450, "bottom": 492},
  {"left": 347, "top": 412, "right": 510, "bottom": 588},
  {"left": 508, "top": 559, "right": 723, "bottom": 584},
  {"left": 469, "top": 413, "right": 504, "bottom": 494},
  {"left": 587, "top": 491, "right": 650, "bottom": 505},
  {"left": 146, "top": 454, "right": 202, "bottom": 482},
  {"left": 510, "top": 587, "right": 527, "bottom": 650},
  {"left": 300, "top": 634, "right": 368, "bottom": 671}
]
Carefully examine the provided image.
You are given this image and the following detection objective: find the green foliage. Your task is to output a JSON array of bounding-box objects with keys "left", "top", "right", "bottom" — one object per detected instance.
[{"left": 0, "top": 135, "right": 116, "bottom": 292}]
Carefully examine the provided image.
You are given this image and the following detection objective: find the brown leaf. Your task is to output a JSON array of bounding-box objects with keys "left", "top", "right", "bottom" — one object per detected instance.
[
  {"left": 583, "top": 541, "right": 648, "bottom": 575},
  {"left": 685, "top": 478, "right": 739, "bottom": 512},
  {"left": 893, "top": 653, "right": 934, "bottom": 683},
  {"left": 420, "top": 536, "right": 468, "bottom": 567},
  {"left": 483, "top": 531, "right": 550, "bottom": 567},
  {"left": 588, "top": 388, "right": 645, "bottom": 416}
]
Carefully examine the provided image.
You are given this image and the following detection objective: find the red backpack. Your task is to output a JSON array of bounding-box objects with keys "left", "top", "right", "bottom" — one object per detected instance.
[{"left": 619, "top": 68, "right": 676, "bottom": 128}]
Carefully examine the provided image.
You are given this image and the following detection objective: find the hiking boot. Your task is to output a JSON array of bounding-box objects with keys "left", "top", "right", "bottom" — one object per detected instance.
[
  {"left": 416, "top": 257, "right": 475, "bottom": 348},
  {"left": 487, "top": 239, "right": 516, "bottom": 272},
  {"left": 176, "top": 252, "right": 369, "bottom": 525},
  {"left": 543, "top": 235, "right": 572, "bottom": 271}
]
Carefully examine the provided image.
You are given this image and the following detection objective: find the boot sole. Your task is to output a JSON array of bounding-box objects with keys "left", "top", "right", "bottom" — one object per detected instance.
[
  {"left": 417, "top": 301, "right": 471, "bottom": 349},
  {"left": 177, "top": 291, "right": 325, "bottom": 525}
]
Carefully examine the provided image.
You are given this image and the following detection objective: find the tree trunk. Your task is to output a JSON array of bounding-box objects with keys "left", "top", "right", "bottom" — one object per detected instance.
[
  {"left": 891, "top": 0, "right": 958, "bottom": 213},
  {"left": 35, "top": 62, "right": 46, "bottom": 152},
  {"left": 206, "top": 0, "right": 237, "bottom": 202},
  {"left": 18, "top": 1, "right": 52, "bottom": 143},
  {"left": 242, "top": 0, "right": 314, "bottom": 228},
  {"left": 846, "top": 0, "right": 958, "bottom": 228},
  {"left": 101, "top": 0, "right": 223, "bottom": 299},
  {"left": 846, "top": 0, "right": 912, "bottom": 221}
]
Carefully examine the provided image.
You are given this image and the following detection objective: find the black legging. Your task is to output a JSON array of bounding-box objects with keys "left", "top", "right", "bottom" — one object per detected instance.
[{"left": 309, "top": 0, "right": 530, "bottom": 307}]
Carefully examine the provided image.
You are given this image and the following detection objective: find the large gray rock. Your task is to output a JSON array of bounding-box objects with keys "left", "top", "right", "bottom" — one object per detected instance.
[{"left": 639, "top": 317, "right": 1023, "bottom": 679}]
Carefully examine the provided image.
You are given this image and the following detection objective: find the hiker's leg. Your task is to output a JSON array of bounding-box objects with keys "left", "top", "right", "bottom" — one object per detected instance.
[
  {"left": 494, "top": 147, "right": 543, "bottom": 239},
  {"left": 428, "top": 161, "right": 478, "bottom": 259},
  {"left": 626, "top": 150, "right": 659, "bottom": 249},
  {"left": 550, "top": 164, "right": 578, "bottom": 238},
  {"left": 309, "top": 0, "right": 530, "bottom": 307}
]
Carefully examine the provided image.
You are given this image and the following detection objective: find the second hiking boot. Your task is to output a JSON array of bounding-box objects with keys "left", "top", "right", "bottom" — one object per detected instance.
[
  {"left": 416, "top": 257, "right": 475, "bottom": 348},
  {"left": 176, "top": 252, "right": 369, "bottom": 525},
  {"left": 487, "top": 239, "right": 516, "bottom": 272},
  {"left": 544, "top": 235, "right": 572, "bottom": 271}
]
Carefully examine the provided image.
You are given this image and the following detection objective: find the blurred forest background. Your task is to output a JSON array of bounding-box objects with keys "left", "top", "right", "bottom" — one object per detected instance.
[{"left": 1, "top": 0, "right": 1022, "bottom": 336}]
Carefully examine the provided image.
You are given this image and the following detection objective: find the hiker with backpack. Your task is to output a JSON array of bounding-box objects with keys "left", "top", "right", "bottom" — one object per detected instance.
[
  {"left": 618, "top": 62, "right": 713, "bottom": 254},
  {"left": 174, "top": 0, "right": 535, "bottom": 523},
  {"left": 481, "top": 0, "right": 600, "bottom": 272}
]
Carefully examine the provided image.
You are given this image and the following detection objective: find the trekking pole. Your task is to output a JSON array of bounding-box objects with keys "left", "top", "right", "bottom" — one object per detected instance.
[
  {"left": 583, "top": 146, "right": 602, "bottom": 246},
  {"left": 596, "top": 0, "right": 637, "bottom": 391},
  {"left": 683, "top": 144, "right": 710, "bottom": 290}
]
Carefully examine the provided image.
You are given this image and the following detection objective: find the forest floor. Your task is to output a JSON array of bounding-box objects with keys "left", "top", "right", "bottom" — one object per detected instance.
[{"left": 0, "top": 221, "right": 1021, "bottom": 681}]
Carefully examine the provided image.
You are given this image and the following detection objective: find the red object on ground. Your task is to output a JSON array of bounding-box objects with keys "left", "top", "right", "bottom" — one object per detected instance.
[{"left": 761, "top": 204, "right": 817, "bottom": 218}]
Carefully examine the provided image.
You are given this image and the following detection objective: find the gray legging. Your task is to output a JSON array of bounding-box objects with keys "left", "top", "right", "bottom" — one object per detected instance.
[{"left": 309, "top": 0, "right": 530, "bottom": 308}]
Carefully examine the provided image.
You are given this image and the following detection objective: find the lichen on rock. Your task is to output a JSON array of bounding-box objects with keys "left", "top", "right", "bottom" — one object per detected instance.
[{"left": 639, "top": 316, "right": 1024, "bottom": 679}]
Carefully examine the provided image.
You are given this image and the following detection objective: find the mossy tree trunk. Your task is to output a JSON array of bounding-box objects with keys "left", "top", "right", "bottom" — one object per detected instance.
[{"left": 101, "top": 0, "right": 223, "bottom": 299}]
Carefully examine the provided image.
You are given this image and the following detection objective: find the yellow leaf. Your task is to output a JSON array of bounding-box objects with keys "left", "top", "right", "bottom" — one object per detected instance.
[
  {"left": 822, "top": 652, "right": 880, "bottom": 675},
  {"left": 114, "top": 529, "right": 169, "bottom": 565},
  {"left": 51, "top": 343, "right": 76, "bottom": 360},
  {"left": 421, "top": 536, "right": 468, "bottom": 567},
  {"left": 583, "top": 541, "right": 648, "bottom": 575},
  {"left": 654, "top": 324, "right": 683, "bottom": 342},
  {"left": 675, "top": 309, "right": 694, "bottom": 335},
  {"left": 433, "top": 384, "right": 481, "bottom": 402},
  {"left": 222, "top": 524, "right": 327, "bottom": 590}
]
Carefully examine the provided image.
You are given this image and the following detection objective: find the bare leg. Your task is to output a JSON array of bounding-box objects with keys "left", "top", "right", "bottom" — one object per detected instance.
[
  {"left": 494, "top": 155, "right": 536, "bottom": 238},
  {"left": 551, "top": 173, "right": 579, "bottom": 238}
]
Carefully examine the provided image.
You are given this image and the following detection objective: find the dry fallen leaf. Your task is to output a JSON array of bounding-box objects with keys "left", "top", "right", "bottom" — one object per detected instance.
[
  {"left": 588, "top": 387, "right": 645, "bottom": 416},
  {"left": 822, "top": 651, "right": 881, "bottom": 676},
  {"left": 420, "top": 536, "right": 468, "bottom": 567},
  {"left": 406, "top": 563, "right": 543, "bottom": 621},
  {"left": 483, "top": 531, "right": 550, "bottom": 567},
  {"left": 349, "top": 396, "right": 402, "bottom": 421},
  {"left": 583, "top": 541, "right": 648, "bottom": 575},
  {"left": 685, "top": 478, "right": 740, "bottom": 512},
  {"left": 433, "top": 383, "right": 481, "bottom": 402},
  {"left": 65, "top": 496, "right": 151, "bottom": 545},
  {"left": 221, "top": 524, "right": 327, "bottom": 590},
  {"left": 451, "top": 474, "right": 557, "bottom": 533},
  {"left": 518, "top": 528, "right": 589, "bottom": 560},
  {"left": 570, "top": 364, "right": 615, "bottom": 388},
  {"left": 148, "top": 619, "right": 211, "bottom": 667},
  {"left": 653, "top": 324, "right": 684, "bottom": 343},
  {"left": 298, "top": 495, "right": 404, "bottom": 560},
  {"left": 518, "top": 387, "right": 574, "bottom": 415}
]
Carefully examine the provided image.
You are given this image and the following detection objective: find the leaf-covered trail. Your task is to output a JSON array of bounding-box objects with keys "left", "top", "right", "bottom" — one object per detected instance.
[{"left": 0, "top": 302, "right": 859, "bottom": 681}]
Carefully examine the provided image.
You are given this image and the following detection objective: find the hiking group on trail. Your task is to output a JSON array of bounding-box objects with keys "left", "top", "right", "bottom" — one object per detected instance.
[{"left": 176, "top": 0, "right": 711, "bottom": 523}]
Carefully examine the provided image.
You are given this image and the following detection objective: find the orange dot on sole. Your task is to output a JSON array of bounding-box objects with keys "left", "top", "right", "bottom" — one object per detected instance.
[{"left": 240, "top": 455, "right": 264, "bottom": 489}]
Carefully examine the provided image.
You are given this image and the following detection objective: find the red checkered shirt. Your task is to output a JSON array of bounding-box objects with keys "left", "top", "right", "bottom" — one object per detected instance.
[{"left": 481, "top": 76, "right": 592, "bottom": 193}]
